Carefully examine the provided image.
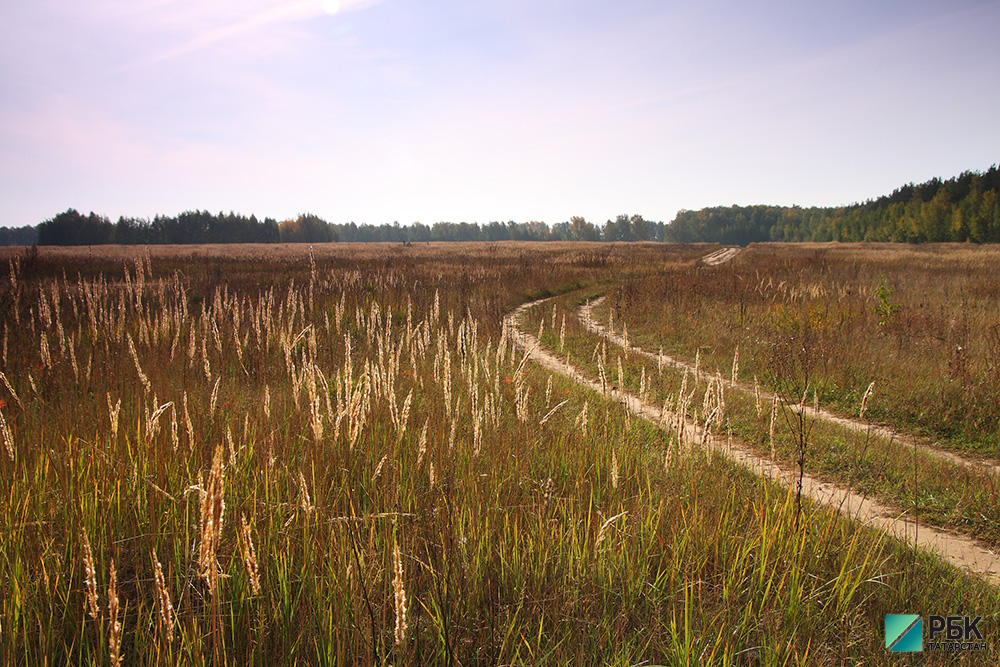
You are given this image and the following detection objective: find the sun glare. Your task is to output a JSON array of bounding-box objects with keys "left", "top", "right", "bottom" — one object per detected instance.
[{"left": 321, "top": 0, "right": 341, "bottom": 15}]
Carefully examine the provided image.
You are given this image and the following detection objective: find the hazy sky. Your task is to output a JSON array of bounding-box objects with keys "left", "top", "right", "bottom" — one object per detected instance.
[{"left": 2, "top": 0, "right": 999, "bottom": 228}]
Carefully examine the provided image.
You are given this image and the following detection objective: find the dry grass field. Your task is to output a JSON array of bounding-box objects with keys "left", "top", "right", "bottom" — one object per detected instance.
[{"left": 1, "top": 242, "right": 998, "bottom": 665}]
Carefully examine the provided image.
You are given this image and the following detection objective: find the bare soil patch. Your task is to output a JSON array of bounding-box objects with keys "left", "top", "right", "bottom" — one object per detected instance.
[{"left": 701, "top": 247, "right": 741, "bottom": 265}]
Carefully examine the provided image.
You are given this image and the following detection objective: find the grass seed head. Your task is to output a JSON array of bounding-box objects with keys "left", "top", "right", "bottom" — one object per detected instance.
[
  {"left": 209, "top": 378, "right": 221, "bottom": 419},
  {"left": 611, "top": 450, "right": 620, "bottom": 489},
  {"left": 0, "top": 371, "right": 21, "bottom": 410},
  {"left": 39, "top": 331, "right": 52, "bottom": 369},
  {"left": 0, "top": 408, "right": 13, "bottom": 461},
  {"left": 372, "top": 454, "right": 388, "bottom": 484},
  {"left": 82, "top": 528, "right": 100, "bottom": 619},
  {"left": 860, "top": 381, "right": 875, "bottom": 420},
  {"left": 298, "top": 471, "right": 313, "bottom": 516},
  {"left": 108, "top": 560, "right": 122, "bottom": 667},
  {"left": 199, "top": 445, "right": 226, "bottom": 595},
  {"left": 417, "top": 418, "right": 428, "bottom": 466},
  {"left": 239, "top": 515, "right": 261, "bottom": 596},
  {"left": 392, "top": 538, "right": 408, "bottom": 646},
  {"left": 126, "top": 333, "right": 151, "bottom": 393},
  {"left": 754, "top": 376, "right": 761, "bottom": 418},
  {"left": 595, "top": 511, "right": 627, "bottom": 547},
  {"left": 152, "top": 551, "right": 175, "bottom": 642}
]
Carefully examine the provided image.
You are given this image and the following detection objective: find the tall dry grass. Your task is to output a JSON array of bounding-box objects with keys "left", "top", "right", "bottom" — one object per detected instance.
[
  {"left": 0, "top": 242, "right": 996, "bottom": 665},
  {"left": 607, "top": 243, "right": 1000, "bottom": 453}
]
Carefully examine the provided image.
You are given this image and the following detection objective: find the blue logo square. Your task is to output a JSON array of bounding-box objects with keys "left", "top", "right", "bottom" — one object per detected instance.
[{"left": 886, "top": 614, "right": 922, "bottom": 652}]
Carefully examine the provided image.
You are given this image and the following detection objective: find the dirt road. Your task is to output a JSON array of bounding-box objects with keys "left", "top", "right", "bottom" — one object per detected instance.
[
  {"left": 504, "top": 295, "right": 1000, "bottom": 586},
  {"left": 701, "top": 247, "right": 741, "bottom": 265}
]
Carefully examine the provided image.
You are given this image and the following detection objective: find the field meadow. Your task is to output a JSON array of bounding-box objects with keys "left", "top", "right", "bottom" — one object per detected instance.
[{"left": 1, "top": 242, "right": 998, "bottom": 665}]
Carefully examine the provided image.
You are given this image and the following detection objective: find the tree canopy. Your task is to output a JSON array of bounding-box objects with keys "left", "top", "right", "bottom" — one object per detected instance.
[
  {"left": 666, "top": 165, "right": 1000, "bottom": 244},
  {"left": 0, "top": 224, "right": 38, "bottom": 246},
  {"left": 14, "top": 211, "right": 649, "bottom": 245},
  {"left": 32, "top": 210, "right": 283, "bottom": 245},
  {"left": 6, "top": 165, "right": 999, "bottom": 246}
]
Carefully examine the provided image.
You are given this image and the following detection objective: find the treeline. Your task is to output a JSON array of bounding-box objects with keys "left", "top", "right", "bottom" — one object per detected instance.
[
  {"left": 2, "top": 210, "right": 342, "bottom": 246},
  {"left": 7, "top": 166, "right": 998, "bottom": 246},
  {"left": 669, "top": 165, "right": 1000, "bottom": 244},
  {"left": 331, "top": 215, "right": 667, "bottom": 242},
  {"left": 0, "top": 225, "right": 37, "bottom": 246},
  {"left": 33, "top": 209, "right": 284, "bottom": 245},
  {"left": 4, "top": 211, "right": 667, "bottom": 245}
]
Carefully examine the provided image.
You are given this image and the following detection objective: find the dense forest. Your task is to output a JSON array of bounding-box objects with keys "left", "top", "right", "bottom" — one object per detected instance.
[
  {"left": 3, "top": 166, "right": 997, "bottom": 245},
  {"left": 331, "top": 216, "right": 666, "bottom": 242},
  {"left": 2, "top": 211, "right": 665, "bottom": 245},
  {"left": 32, "top": 209, "right": 284, "bottom": 245},
  {"left": 0, "top": 225, "right": 37, "bottom": 246},
  {"left": 669, "top": 165, "right": 1000, "bottom": 244}
]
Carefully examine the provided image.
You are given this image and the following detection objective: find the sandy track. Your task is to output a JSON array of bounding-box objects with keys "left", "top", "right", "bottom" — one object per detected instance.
[
  {"left": 504, "top": 298, "right": 1000, "bottom": 586},
  {"left": 701, "top": 247, "right": 742, "bottom": 265}
]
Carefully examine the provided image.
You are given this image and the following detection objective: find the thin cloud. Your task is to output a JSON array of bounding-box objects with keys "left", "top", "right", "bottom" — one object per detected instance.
[{"left": 119, "top": 0, "right": 383, "bottom": 70}]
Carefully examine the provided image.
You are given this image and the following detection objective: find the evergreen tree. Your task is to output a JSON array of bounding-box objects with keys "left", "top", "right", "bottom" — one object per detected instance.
[{"left": 0, "top": 225, "right": 38, "bottom": 245}]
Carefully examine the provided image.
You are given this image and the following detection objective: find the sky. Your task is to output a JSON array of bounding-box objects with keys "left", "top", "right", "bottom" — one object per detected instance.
[{"left": 2, "top": 0, "right": 999, "bottom": 228}]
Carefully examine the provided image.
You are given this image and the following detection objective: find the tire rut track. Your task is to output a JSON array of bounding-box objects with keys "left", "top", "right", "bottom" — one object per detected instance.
[{"left": 505, "top": 297, "right": 1000, "bottom": 586}]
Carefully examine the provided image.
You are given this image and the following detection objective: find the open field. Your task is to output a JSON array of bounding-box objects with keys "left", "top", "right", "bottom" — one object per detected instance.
[
  {"left": 514, "top": 294, "right": 1000, "bottom": 581},
  {"left": 601, "top": 242, "right": 1000, "bottom": 454},
  {"left": 2, "top": 242, "right": 999, "bottom": 665}
]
